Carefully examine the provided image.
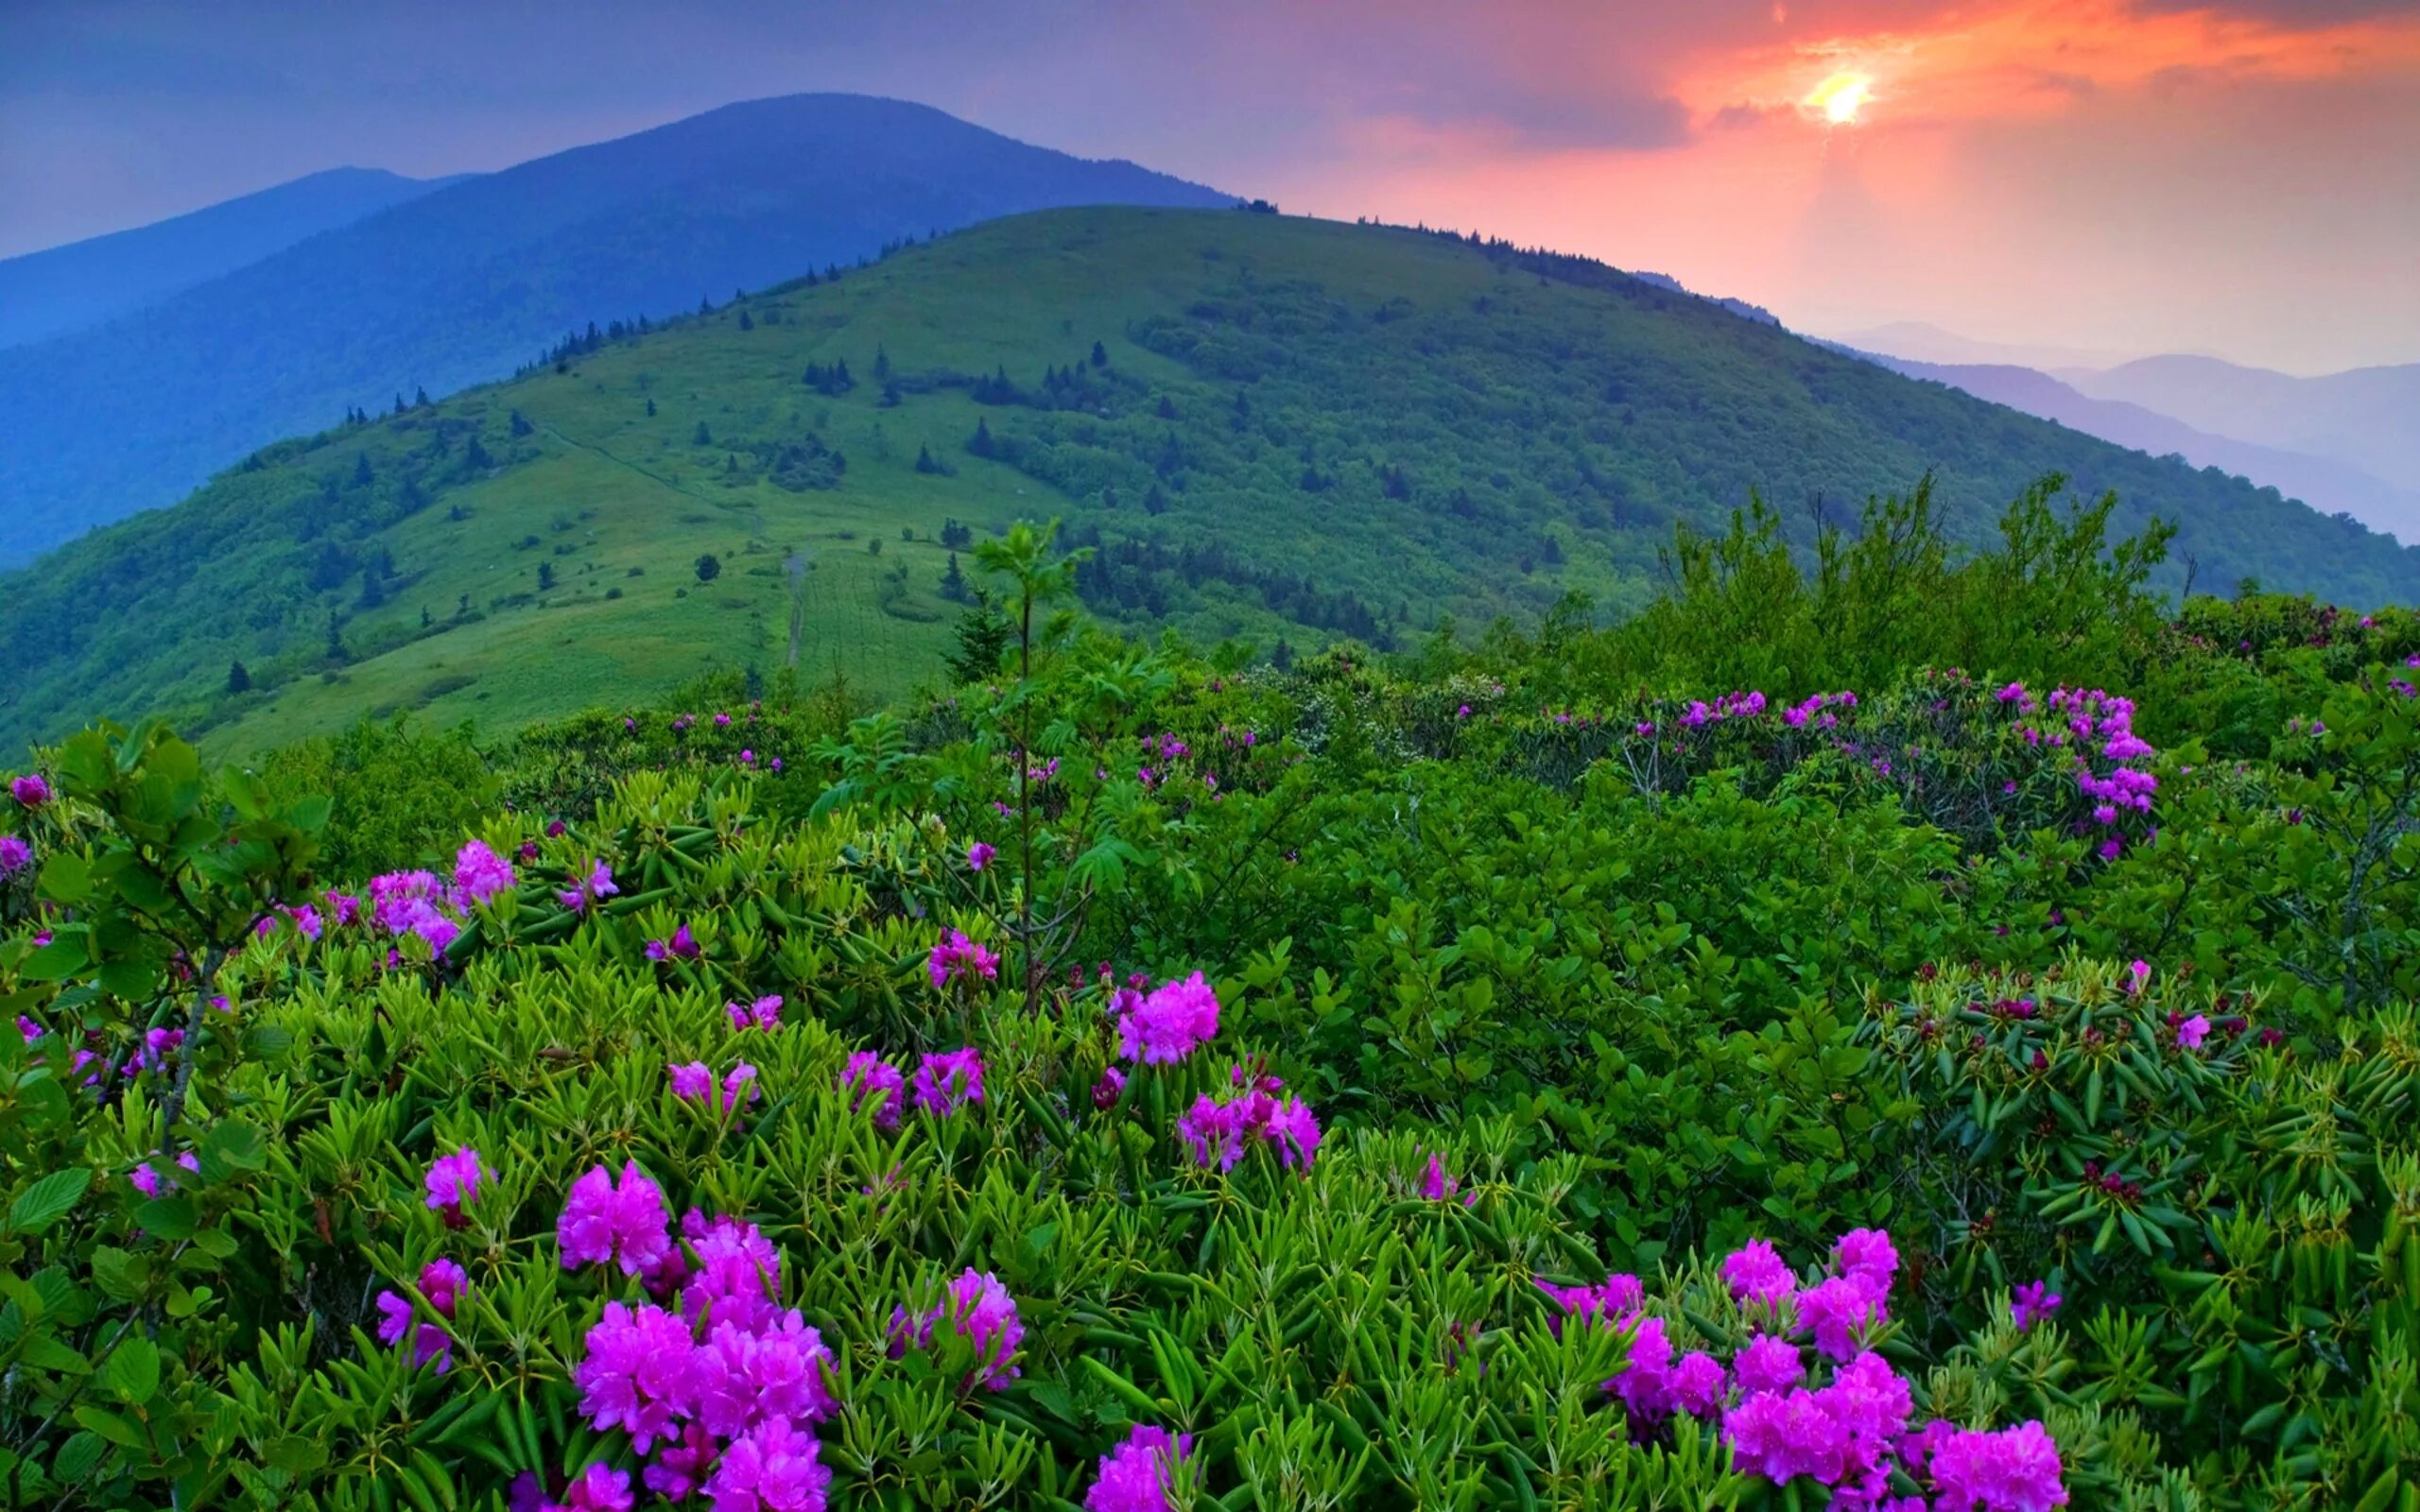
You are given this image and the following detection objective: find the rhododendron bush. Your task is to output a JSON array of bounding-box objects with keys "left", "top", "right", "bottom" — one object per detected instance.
[{"left": 4, "top": 526, "right": 2418, "bottom": 1509}]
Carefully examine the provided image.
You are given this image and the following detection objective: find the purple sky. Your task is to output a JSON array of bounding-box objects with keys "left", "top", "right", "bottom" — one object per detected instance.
[{"left": 5, "top": 0, "right": 2417, "bottom": 371}]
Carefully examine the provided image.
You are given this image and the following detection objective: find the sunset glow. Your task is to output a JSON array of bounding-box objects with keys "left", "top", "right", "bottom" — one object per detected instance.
[
  {"left": 1805, "top": 73, "right": 1872, "bottom": 126},
  {"left": 8, "top": 0, "right": 2418, "bottom": 372}
]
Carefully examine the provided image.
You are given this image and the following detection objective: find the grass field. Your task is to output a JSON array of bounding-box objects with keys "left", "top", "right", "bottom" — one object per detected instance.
[{"left": 8, "top": 206, "right": 2413, "bottom": 760}]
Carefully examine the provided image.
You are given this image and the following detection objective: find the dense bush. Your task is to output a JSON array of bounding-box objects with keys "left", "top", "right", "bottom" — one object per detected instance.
[{"left": 4, "top": 519, "right": 2418, "bottom": 1508}]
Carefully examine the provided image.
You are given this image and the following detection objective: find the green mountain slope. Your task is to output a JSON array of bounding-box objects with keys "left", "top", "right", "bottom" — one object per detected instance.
[{"left": 5, "top": 206, "right": 2413, "bottom": 757}]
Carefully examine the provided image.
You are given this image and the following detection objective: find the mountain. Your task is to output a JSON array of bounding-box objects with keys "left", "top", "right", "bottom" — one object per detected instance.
[
  {"left": 1862, "top": 355, "right": 2420, "bottom": 543},
  {"left": 2057, "top": 355, "right": 2420, "bottom": 505},
  {"left": 1836, "top": 320, "right": 2141, "bottom": 373},
  {"left": 0, "top": 167, "right": 469, "bottom": 351},
  {"left": 0, "top": 94, "right": 1233, "bottom": 565},
  {"left": 4, "top": 206, "right": 2414, "bottom": 758},
  {"left": 1628, "top": 271, "right": 1780, "bottom": 328}
]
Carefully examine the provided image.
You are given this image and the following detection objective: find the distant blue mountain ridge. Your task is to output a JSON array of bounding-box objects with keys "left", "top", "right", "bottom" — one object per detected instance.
[
  {"left": 0, "top": 166, "right": 471, "bottom": 350},
  {"left": 0, "top": 94, "right": 1232, "bottom": 564}
]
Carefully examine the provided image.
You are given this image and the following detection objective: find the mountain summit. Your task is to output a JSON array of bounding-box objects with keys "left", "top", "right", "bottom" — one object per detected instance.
[
  {"left": 4, "top": 206, "right": 2411, "bottom": 755},
  {"left": 0, "top": 94, "right": 1231, "bottom": 563}
]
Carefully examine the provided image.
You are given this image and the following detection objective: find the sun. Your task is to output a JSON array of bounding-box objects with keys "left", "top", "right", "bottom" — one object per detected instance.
[{"left": 1805, "top": 72, "right": 1873, "bottom": 125}]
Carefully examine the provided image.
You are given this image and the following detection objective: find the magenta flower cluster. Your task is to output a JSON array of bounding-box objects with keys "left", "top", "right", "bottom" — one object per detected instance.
[
  {"left": 727, "top": 995, "right": 783, "bottom": 1031},
  {"left": 839, "top": 1052, "right": 908, "bottom": 1131},
  {"left": 559, "top": 1161, "right": 678, "bottom": 1280},
  {"left": 1083, "top": 1424, "right": 1193, "bottom": 1512},
  {"left": 671, "top": 1059, "right": 761, "bottom": 1114},
  {"left": 887, "top": 1268, "right": 1025, "bottom": 1392},
  {"left": 910, "top": 1047, "right": 985, "bottom": 1115},
  {"left": 560, "top": 858, "right": 619, "bottom": 913},
  {"left": 2001, "top": 684, "right": 2160, "bottom": 861},
  {"left": 1114, "top": 971, "right": 1220, "bottom": 1065},
  {"left": 1543, "top": 1228, "right": 2066, "bottom": 1509},
  {"left": 1782, "top": 691, "right": 1859, "bottom": 730},
  {"left": 647, "top": 923, "right": 701, "bottom": 962},
  {"left": 927, "top": 929, "right": 1001, "bottom": 989},
  {"left": 375, "top": 1258, "right": 470, "bottom": 1372},
  {"left": 1680, "top": 690, "right": 1770, "bottom": 730},
  {"left": 564, "top": 1189, "right": 838, "bottom": 1511},
  {"left": 424, "top": 1147, "right": 492, "bottom": 1228},
  {"left": 1177, "top": 1067, "right": 1321, "bottom": 1173}
]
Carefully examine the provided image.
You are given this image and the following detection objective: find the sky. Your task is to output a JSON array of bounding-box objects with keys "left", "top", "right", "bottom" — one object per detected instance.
[{"left": 4, "top": 0, "right": 2416, "bottom": 373}]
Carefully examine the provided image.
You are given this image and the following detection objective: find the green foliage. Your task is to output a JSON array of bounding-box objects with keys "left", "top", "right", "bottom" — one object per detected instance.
[
  {"left": 6, "top": 520, "right": 2420, "bottom": 1507},
  {"left": 254, "top": 716, "right": 498, "bottom": 880},
  {"left": 7, "top": 208, "right": 2415, "bottom": 762}
]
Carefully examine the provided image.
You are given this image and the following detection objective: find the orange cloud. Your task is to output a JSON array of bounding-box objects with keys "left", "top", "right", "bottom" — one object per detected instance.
[{"left": 1682, "top": 0, "right": 2420, "bottom": 130}]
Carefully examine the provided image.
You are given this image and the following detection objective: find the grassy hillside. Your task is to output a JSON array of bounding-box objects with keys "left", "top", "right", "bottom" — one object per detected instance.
[
  {"left": 0, "top": 94, "right": 1229, "bottom": 562},
  {"left": 5, "top": 205, "right": 2415, "bottom": 758}
]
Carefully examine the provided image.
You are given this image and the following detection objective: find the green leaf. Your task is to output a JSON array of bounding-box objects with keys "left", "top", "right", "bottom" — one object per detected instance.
[
  {"left": 8, "top": 1168, "right": 93, "bottom": 1235},
  {"left": 105, "top": 1335, "right": 161, "bottom": 1403},
  {"left": 72, "top": 1404, "right": 145, "bottom": 1450},
  {"left": 241, "top": 1023, "right": 296, "bottom": 1058},
  {"left": 36, "top": 851, "right": 92, "bottom": 904},
  {"left": 52, "top": 1432, "right": 105, "bottom": 1486},
  {"left": 91, "top": 1246, "right": 147, "bottom": 1303},
  {"left": 18, "top": 936, "right": 92, "bottom": 983},
  {"left": 133, "top": 1196, "right": 198, "bottom": 1240},
  {"left": 96, "top": 958, "right": 162, "bottom": 1002},
  {"left": 199, "top": 1119, "right": 268, "bottom": 1177}
]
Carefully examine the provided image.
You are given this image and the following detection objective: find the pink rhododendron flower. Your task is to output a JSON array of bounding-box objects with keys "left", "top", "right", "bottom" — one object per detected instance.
[
  {"left": 1795, "top": 1275, "right": 1887, "bottom": 1362},
  {"left": 1266, "top": 1094, "right": 1321, "bottom": 1170},
  {"left": 1833, "top": 1228, "right": 1898, "bottom": 1297},
  {"left": 967, "top": 841, "right": 995, "bottom": 871},
  {"left": 1671, "top": 1350, "right": 1728, "bottom": 1418},
  {"left": 1092, "top": 1065, "right": 1128, "bottom": 1109},
  {"left": 452, "top": 840, "right": 518, "bottom": 906},
  {"left": 370, "top": 869, "right": 465, "bottom": 951},
  {"left": 550, "top": 1462, "right": 635, "bottom": 1512},
  {"left": 643, "top": 1422, "right": 718, "bottom": 1502},
  {"left": 926, "top": 930, "right": 1000, "bottom": 989},
  {"left": 0, "top": 835, "right": 30, "bottom": 875},
  {"left": 1721, "top": 1240, "right": 1796, "bottom": 1308},
  {"left": 705, "top": 1418, "right": 830, "bottom": 1512},
  {"left": 560, "top": 859, "right": 618, "bottom": 913},
  {"left": 1821, "top": 1350, "right": 1912, "bottom": 1454},
  {"left": 670, "top": 1061, "right": 715, "bottom": 1101},
  {"left": 1726, "top": 1387, "right": 1851, "bottom": 1485},
  {"left": 680, "top": 1211, "right": 785, "bottom": 1334},
  {"left": 2011, "top": 1280, "right": 2063, "bottom": 1331},
  {"left": 911, "top": 1047, "right": 984, "bottom": 1115},
  {"left": 9, "top": 774, "right": 51, "bottom": 807},
  {"left": 559, "top": 1161, "right": 675, "bottom": 1279},
  {"left": 573, "top": 1301, "right": 698, "bottom": 1454},
  {"left": 1420, "top": 1152, "right": 1476, "bottom": 1205},
  {"left": 2176, "top": 1014, "right": 2211, "bottom": 1050},
  {"left": 374, "top": 1259, "right": 470, "bottom": 1372},
  {"left": 1115, "top": 971, "right": 1220, "bottom": 1064},
  {"left": 1734, "top": 1332, "right": 1803, "bottom": 1396},
  {"left": 1084, "top": 1424, "right": 1193, "bottom": 1512},
  {"left": 1613, "top": 1313, "right": 1677, "bottom": 1418},
  {"left": 2127, "top": 959, "right": 2152, "bottom": 995},
  {"left": 424, "top": 1147, "right": 491, "bottom": 1226},
  {"left": 1927, "top": 1419, "right": 2069, "bottom": 1511},
  {"left": 943, "top": 1269, "right": 1026, "bottom": 1390},
  {"left": 691, "top": 1312, "right": 837, "bottom": 1436},
  {"left": 728, "top": 995, "right": 783, "bottom": 1031},
  {"left": 647, "top": 923, "right": 701, "bottom": 962},
  {"left": 839, "top": 1053, "right": 906, "bottom": 1131}
]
